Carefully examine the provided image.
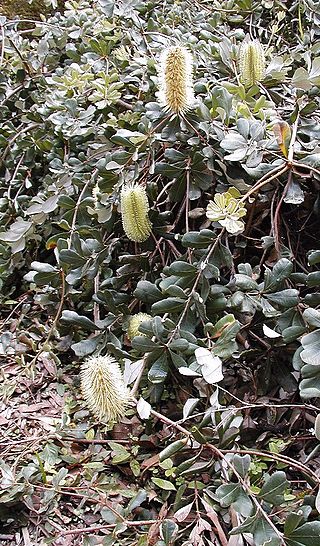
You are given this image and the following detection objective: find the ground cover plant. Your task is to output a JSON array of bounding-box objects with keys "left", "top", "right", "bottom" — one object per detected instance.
[{"left": 1, "top": 0, "right": 320, "bottom": 544}]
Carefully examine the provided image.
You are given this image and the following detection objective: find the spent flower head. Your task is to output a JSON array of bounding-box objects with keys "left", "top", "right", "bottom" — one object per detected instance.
[
  {"left": 239, "top": 38, "right": 266, "bottom": 88},
  {"left": 206, "top": 187, "right": 246, "bottom": 235},
  {"left": 120, "top": 183, "right": 152, "bottom": 243},
  {"left": 157, "top": 45, "right": 195, "bottom": 114},
  {"left": 81, "top": 354, "right": 131, "bottom": 423}
]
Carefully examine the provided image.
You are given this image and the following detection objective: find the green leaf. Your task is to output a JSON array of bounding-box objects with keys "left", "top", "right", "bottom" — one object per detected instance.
[
  {"left": 61, "top": 310, "right": 98, "bottom": 332},
  {"left": 30, "top": 262, "right": 58, "bottom": 273},
  {"left": 253, "top": 517, "right": 282, "bottom": 546},
  {"left": 264, "top": 259, "right": 293, "bottom": 291},
  {"left": 230, "top": 514, "right": 258, "bottom": 535},
  {"left": 134, "top": 281, "right": 163, "bottom": 303},
  {"left": 303, "top": 308, "right": 320, "bottom": 328},
  {"left": 215, "top": 483, "right": 242, "bottom": 506},
  {"left": 284, "top": 512, "right": 306, "bottom": 536},
  {"left": 41, "top": 443, "right": 61, "bottom": 466},
  {"left": 265, "top": 290, "right": 299, "bottom": 308},
  {"left": 166, "top": 261, "right": 197, "bottom": 276},
  {"left": 151, "top": 478, "right": 176, "bottom": 491},
  {"left": 309, "top": 57, "right": 320, "bottom": 85},
  {"left": 181, "top": 230, "right": 216, "bottom": 249},
  {"left": 71, "top": 337, "right": 101, "bottom": 356},
  {"left": 108, "top": 442, "right": 131, "bottom": 464},
  {"left": 232, "top": 454, "right": 251, "bottom": 478},
  {"left": 52, "top": 467, "right": 68, "bottom": 487},
  {"left": 159, "top": 439, "right": 188, "bottom": 462},
  {"left": 148, "top": 353, "right": 169, "bottom": 384},
  {"left": 301, "top": 330, "right": 320, "bottom": 366},
  {"left": 131, "top": 336, "right": 159, "bottom": 351},
  {"left": 292, "top": 67, "right": 312, "bottom": 91},
  {"left": 210, "top": 314, "right": 236, "bottom": 338},
  {"left": 59, "top": 249, "right": 87, "bottom": 268},
  {"left": 308, "top": 250, "right": 320, "bottom": 266},
  {"left": 233, "top": 274, "right": 259, "bottom": 291},
  {"left": 125, "top": 490, "right": 147, "bottom": 514},
  {"left": 160, "top": 520, "right": 179, "bottom": 545},
  {"left": 300, "top": 363, "right": 320, "bottom": 398},
  {"left": 307, "top": 272, "right": 320, "bottom": 288},
  {"left": 0, "top": 220, "right": 32, "bottom": 243},
  {"left": 168, "top": 339, "right": 189, "bottom": 351},
  {"left": 285, "top": 522, "right": 320, "bottom": 546},
  {"left": 258, "top": 471, "right": 288, "bottom": 505},
  {"left": 151, "top": 298, "right": 186, "bottom": 314}
]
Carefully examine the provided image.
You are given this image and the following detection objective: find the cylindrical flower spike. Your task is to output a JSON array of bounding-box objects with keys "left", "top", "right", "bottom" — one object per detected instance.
[
  {"left": 239, "top": 39, "right": 266, "bottom": 88},
  {"left": 120, "top": 184, "right": 152, "bottom": 243},
  {"left": 127, "top": 313, "right": 152, "bottom": 340},
  {"left": 80, "top": 355, "right": 131, "bottom": 423},
  {"left": 158, "top": 46, "right": 195, "bottom": 113}
]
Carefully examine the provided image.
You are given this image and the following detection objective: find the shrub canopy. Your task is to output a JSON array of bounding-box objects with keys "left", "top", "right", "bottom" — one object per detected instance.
[{"left": 1, "top": 0, "right": 320, "bottom": 544}]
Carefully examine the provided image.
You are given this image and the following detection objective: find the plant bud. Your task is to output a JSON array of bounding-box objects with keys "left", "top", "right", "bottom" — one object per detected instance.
[
  {"left": 158, "top": 46, "right": 195, "bottom": 113},
  {"left": 80, "top": 355, "right": 131, "bottom": 423},
  {"left": 127, "top": 313, "right": 152, "bottom": 340},
  {"left": 239, "top": 39, "right": 266, "bottom": 88},
  {"left": 120, "top": 184, "right": 152, "bottom": 242}
]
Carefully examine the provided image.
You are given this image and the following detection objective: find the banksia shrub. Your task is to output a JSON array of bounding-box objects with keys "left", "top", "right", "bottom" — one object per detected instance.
[
  {"left": 239, "top": 39, "right": 266, "bottom": 88},
  {"left": 120, "top": 184, "right": 152, "bottom": 242},
  {"left": 157, "top": 46, "right": 195, "bottom": 113},
  {"left": 80, "top": 355, "right": 130, "bottom": 423},
  {"left": 127, "top": 313, "right": 152, "bottom": 340}
]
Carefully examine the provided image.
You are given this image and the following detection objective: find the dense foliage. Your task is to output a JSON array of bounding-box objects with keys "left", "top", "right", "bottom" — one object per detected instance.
[{"left": 1, "top": 0, "right": 320, "bottom": 545}]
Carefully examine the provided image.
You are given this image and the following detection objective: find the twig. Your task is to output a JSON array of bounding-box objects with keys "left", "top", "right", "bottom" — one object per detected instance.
[
  {"left": 207, "top": 442, "right": 286, "bottom": 544},
  {"left": 30, "top": 269, "right": 66, "bottom": 365},
  {"left": 219, "top": 448, "right": 319, "bottom": 486},
  {"left": 273, "top": 171, "right": 292, "bottom": 253},
  {"left": 57, "top": 519, "right": 159, "bottom": 536},
  {"left": 167, "top": 231, "right": 224, "bottom": 343},
  {"left": 217, "top": 385, "right": 320, "bottom": 413},
  {"left": 68, "top": 171, "right": 98, "bottom": 249},
  {"left": 93, "top": 272, "right": 100, "bottom": 328},
  {"left": 0, "top": 84, "right": 24, "bottom": 106},
  {"left": 59, "top": 437, "right": 131, "bottom": 444},
  {"left": 1, "top": 294, "right": 29, "bottom": 327},
  {"left": 240, "top": 164, "right": 289, "bottom": 203},
  {"left": 7, "top": 153, "right": 25, "bottom": 204},
  {"left": 292, "top": 160, "right": 320, "bottom": 177},
  {"left": 0, "top": 123, "right": 39, "bottom": 164},
  {"left": 144, "top": 404, "right": 318, "bottom": 544},
  {"left": 287, "top": 111, "right": 300, "bottom": 165},
  {"left": 0, "top": 22, "right": 5, "bottom": 68}
]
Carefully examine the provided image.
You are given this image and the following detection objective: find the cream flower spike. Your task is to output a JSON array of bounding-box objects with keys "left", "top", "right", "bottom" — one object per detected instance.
[
  {"left": 239, "top": 38, "right": 266, "bottom": 88},
  {"left": 158, "top": 45, "right": 195, "bottom": 114},
  {"left": 120, "top": 183, "right": 152, "bottom": 243},
  {"left": 81, "top": 355, "right": 131, "bottom": 423}
]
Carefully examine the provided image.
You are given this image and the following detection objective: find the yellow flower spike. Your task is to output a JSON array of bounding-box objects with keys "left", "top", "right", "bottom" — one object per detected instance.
[
  {"left": 127, "top": 313, "right": 152, "bottom": 340},
  {"left": 158, "top": 46, "right": 195, "bottom": 114},
  {"left": 120, "top": 184, "right": 152, "bottom": 243},
  {"left": 80, "top": 355, "right": 131, "bottom": 423},
  {"left": 239, "top": 39, "right": 266, "bottom": 88}
]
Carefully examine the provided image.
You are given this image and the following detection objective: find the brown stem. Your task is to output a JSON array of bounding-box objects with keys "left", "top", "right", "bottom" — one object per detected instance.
[
  {"left": 273, "top": 171, "right": 292, "bottom": 254},
  {"left": 167, "top": 231, "right": 224, "bottom": 343},
  {"left": 56, "top": 519, "right": 159, "bottom": 537},
  {"left": 240, "top": 164, "right": 289, "bottom": 203}
]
